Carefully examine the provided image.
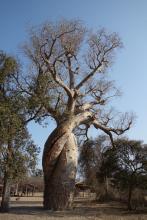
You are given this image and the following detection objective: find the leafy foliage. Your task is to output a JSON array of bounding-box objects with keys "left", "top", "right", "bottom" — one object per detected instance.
[
  {"left": 79, "top": 136, "right": 147, "bottom": 209},
  {"left": 0, "top": 50, "right": 40, "bottom": 182},
  {"left": 112, "top": 139, "right": 147, "bottom": 190}
]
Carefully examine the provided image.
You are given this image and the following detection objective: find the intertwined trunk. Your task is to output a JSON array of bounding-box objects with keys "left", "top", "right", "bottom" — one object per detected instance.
[{"left": 42, "top": 122, "right": 77, "bottom": 210}]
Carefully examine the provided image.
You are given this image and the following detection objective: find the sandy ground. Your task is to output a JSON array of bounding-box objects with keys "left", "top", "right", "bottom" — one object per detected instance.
[{"left": 0, "top": 194, "right": 147, "bottom": 220}]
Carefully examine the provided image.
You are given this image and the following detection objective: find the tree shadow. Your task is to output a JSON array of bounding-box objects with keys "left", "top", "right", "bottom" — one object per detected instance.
[{"left": 6, "top": 200, "right": 147, "bottom": 218}]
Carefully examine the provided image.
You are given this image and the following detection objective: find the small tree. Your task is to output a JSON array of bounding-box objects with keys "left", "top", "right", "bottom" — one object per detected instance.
[
  {"left": 21, "top": 19, "right": 133, "bottom": 210},
  {"left": 79, "top": 135, "right": 107, "bottom": 185},
  {"left": 96, "top": 147, "right": 118, "bottom": 200},
  {"left": 97, "top": 138, "right": 147, "bottom": 210},
  {"left": 112, "top": 139, "right": 147, "bottom": 210},
  {"left": 80, "top": 136, "right": 147, "bottom": 208},
  {"left": 79, "top": 135, "right": 117, "bottom": 200},
  {"left": 0, "top": 51, "right": 40, "bottom": 212},
  {"left": 0, "top": 127, "right": 39, "bottom": 212}
]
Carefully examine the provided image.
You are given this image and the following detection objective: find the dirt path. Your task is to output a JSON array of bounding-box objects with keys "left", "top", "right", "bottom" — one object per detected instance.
[{"left": 0, "top": 196, "right": 147, "bottom": 220}]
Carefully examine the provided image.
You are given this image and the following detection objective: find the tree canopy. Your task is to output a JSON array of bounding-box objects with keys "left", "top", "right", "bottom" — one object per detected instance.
[
  {"left": 19, "top": 19, "right": 134, "bottom": 142},
  {"left": 79, "top": 136, "right": 147, "bottom": 209}
]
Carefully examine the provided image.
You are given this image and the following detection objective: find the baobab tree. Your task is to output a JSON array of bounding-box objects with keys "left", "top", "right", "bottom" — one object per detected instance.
[{"left": 21, "top": 19, "right": 133, "bottom": 210}]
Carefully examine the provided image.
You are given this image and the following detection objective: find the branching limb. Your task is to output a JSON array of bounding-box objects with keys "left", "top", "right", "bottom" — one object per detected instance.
[
  {"left": 92, "top": 120, "right": 114, "bottom": 146},
  {"left": 74, "top": 124, "right": 90, "bottom": 141},
  {"left": 76, "top": 63, "right": 102, "bottom": 90},
  {"left": 76, "top": 30, "right": 122, "bottom": 90},
  {"left": 92, "top": 113, "right": 134, "bottom": 146}
]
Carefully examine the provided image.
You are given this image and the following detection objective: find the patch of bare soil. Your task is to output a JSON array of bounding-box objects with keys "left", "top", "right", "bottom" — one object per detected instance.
[{"left": 0, "top": 196, "right": 147, "bottom": 220}]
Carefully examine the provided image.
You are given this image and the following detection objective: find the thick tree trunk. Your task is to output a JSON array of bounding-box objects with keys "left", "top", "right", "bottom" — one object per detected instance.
[
  {"left": 128, "top": 185, "right": 133, "bottom": 211},
  {"left": 105, "top": 176, "right": 109, "bottom": 200},
  {"left": 1, "top": 173, "right": 11, "bottom": 212},
  {"left": 42, "top": 124, "right": 77, "bottom": 210},
  {"left": 1, "top": 139, "right": 13, "bottom": 212}
]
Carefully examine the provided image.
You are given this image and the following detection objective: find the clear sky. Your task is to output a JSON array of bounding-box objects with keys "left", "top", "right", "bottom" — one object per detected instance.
[{"left": 0, "top": 0, "right": 147, "bottom": 167}]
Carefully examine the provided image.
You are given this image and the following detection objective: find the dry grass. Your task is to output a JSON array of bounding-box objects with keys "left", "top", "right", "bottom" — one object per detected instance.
[{"left": 0, "top": 194, "right": 147, "bottom": 220}]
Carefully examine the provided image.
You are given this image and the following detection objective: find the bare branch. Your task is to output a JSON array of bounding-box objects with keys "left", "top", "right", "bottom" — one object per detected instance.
[
  {"left": 42, "top": 58, "right": 74, "bottom": 99},
  {"left": 76, "top": 62, "right": 102, "bottom": 90},
  {"left": 66, "top": 56, "right": 75, "bottom": 89},
  {"left": 92, "top": 120, "right": 114, "bottom": 146},
  {"left": 92, "top": 113, "right": 134, "bottom": 146},
  {"left": 25, "top": 105, "right": 44, "bottom": 124},
  {"left": 22, "top": 20, "right": 129, "bottom": 130}
]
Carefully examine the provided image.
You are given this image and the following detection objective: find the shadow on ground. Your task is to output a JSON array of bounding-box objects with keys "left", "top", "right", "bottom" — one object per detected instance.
[{"left": 7, "top": 200, "right": 147, "bottom": 218}]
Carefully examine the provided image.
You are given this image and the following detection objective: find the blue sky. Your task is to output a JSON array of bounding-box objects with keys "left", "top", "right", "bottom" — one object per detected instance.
[{"left": 0, "top": 0, "right": 147, "bottom": 166}]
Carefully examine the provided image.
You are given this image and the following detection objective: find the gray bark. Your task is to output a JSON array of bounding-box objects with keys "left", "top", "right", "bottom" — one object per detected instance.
[
  {"left": 1, "top": 173, "right": 11, "bottom": 212},
  {"left": 42, "top": 125, "right": 77, "bottom": 210}
]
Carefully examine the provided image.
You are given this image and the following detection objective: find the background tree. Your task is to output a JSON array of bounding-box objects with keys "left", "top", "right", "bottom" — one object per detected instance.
[
  {"left": 0, "top": 127, "right": 39, "bottom": 211},
  {"left": 111, "top": 139, "right": 147, "bottom": 210},
  {"left": 79, "top": 136, "right": 107, "bottom": 190},
  {"left": 0, "top": 51, "right": 40, "bottom": 212},
  {"left": 79, "top": 136, "right": 147, "bottom": 209},
  {"left": 96, "top": 146, "right": 118, "bottom": 200},
  {"left": 21, "top": 19, "right": 133, "bottom": 210},
  {"left": 33, "top": 168, "right": 43, "bottom": 177},
  {"left": 79, "top": 135, "right": 117, "bottom": 200},
  {"left": 96, "top": 138, "right": 147, "bottom": 210}
]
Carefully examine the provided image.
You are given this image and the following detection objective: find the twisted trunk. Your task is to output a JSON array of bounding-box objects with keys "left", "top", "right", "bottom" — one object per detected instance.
[{"left": 42, "top": 122, "right": 78, "bottom": 210}]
